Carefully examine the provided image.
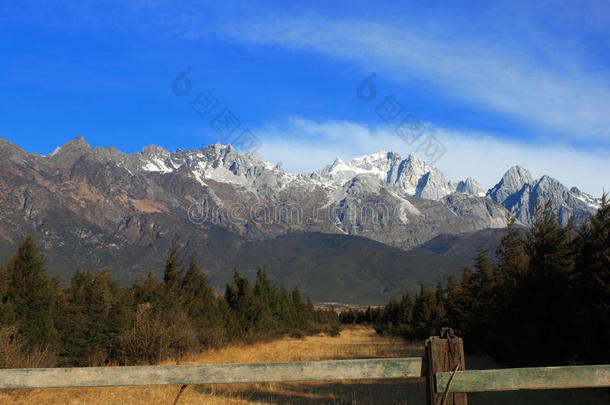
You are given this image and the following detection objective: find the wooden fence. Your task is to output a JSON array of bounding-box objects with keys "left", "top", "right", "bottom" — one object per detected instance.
[{"left": 0, "top": 329, "right": 608, "bottom": 405}]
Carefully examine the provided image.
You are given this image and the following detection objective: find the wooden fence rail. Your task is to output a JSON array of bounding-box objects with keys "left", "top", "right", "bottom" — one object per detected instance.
[
  {"left": 0, "top": 331, "right": 608, "bottom": 405},
  {"left": 435, "top": 364, "right": 610, "bottom": 393},
  {"left": 0, "top": 358, "right": 423, "bottom": 389}
]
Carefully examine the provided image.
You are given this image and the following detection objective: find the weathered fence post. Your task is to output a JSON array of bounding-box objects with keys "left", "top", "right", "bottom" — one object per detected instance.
[{"left": 425, "top": 328, "right": 467, "bottom": 405}]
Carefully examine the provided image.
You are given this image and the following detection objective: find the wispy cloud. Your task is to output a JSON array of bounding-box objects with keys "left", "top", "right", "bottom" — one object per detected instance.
[
  {"left": 218, "top": 15, "right": 610, "bottom": 144},
  {"left": 256, "top": 118, "right": 610, "bottom": 196}
]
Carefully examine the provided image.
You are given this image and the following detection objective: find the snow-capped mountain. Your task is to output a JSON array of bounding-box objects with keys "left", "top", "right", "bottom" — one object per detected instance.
[
  {"left": 314, "top": 152, "right": 455, "bottom": 199},
  {"left": 486, "top": 166, "right": 600, "bottom": 225},
  {"left": 50, "top": 138, "right": 597, "bottom": 228},
  {"left": 131, "top": 141, "right": 601, "bottom": 227},
  {"left": 456, "top": 178, "right": 486, "bottom": 197},
  {"left": 487, "top": 166, "right": 534, "bottom": 204},
  {"left": 0, "top": 136, "right": 602, "bottom": 287}
]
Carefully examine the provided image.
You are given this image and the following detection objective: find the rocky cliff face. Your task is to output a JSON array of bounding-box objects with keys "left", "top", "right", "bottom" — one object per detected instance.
[
  {"left": 486, "top": 166, "right": 599, "bottom": 225},
  {"left": 0, "top": 137, "right": 600, "bottom": 286},
  {"left": 456, "top": 177, "right": 485, "bottom": 197}
]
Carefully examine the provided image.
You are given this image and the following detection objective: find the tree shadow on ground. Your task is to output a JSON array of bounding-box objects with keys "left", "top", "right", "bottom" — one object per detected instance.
[
  {"left": 195, "top": 366, "right": 610, "bottom": 405},
  {"left": 195, "top": 378, "right": 425, "bottom": 405}
]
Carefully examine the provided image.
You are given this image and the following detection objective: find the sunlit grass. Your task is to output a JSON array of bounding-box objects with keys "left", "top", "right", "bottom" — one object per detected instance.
[{"left": 0, "top": 326, "right": 423, "bottom": 404}]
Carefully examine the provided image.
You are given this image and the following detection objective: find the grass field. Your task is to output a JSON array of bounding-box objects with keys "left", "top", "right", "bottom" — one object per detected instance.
[{"left": 0, "top": 326, "right": 608, "bottom": 404}]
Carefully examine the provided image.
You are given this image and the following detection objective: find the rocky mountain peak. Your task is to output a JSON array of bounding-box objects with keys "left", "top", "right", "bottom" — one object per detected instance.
[
  {"left": 141, "top": 145, "right": 170, "bottom": 157},
  {"left": 0, "top": 137, "right": 26, "bottom": 156},
  {"left": 390, "top": 154, "right": 452, "bottom": 199},
  {"left": 50, "top": 136, "right": 91, "bottom": 156},
  {"left": 328, "top": 157, "right": 348, "bottom": 169},
  {"left": 456, "top": 177, "right": 485, "bottom": 196},
  {"left": 350, "top": 151, "right": 394, "bottom": 167},
  {"left": 487, "top": 165, "right": 534, "bottom": 204},
  {"left": 415, "top": 171, "right": 452, "bottom": 200},
  {"left": 399, "top": 154, "right": 433, "bottom": 177},
  {"left": 505, "top": 165, "right": 533, "bottom": 185},
  {"left": 405, "top": 153, "right": 423, "bottom": 163},
  {"left": 536, "top": 174, "right": 560, "bottom": 187},
  {"left": 0, "top": 136, "right": 602, "bottom": 296},
  {"left": 67, "top": 135, "right": 90, "bottom": 148},
  {"left": 45, "top": 136, "right": 94, "bottom": 167},
  {"left": 317, "top": 157, "right": 360, "bottom": 185},
  {"left": 29, "top": 138, "right": 601, "bottom": 228}
]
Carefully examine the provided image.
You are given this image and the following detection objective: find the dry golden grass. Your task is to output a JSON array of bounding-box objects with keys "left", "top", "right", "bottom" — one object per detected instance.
[
  {"left": 0, "top": 326, "right": 424, "bottom": 405},
  {"left": 1, "top": 327, "right": 608, "bottom": 404},
  {"left": 168, "top": 325, "right": 422, "bottom": 366}
]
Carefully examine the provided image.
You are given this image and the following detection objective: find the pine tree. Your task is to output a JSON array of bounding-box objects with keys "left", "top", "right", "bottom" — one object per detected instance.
[
  {"left": 572, "top": 194, "right": 610, "bottom": 362},
  {"left": 292, "top": 286, "right": 318, "bottom": 331},
  {"left": 496, "top": 216, "right": 528, "bottom": 285},
  {"left": 442, "top": 249, "right": 497, "bottom": 353},
  {"left": 163, "top": 241, "right": 182, "bottom": 298},
  {"left": 468, "top": 248, "right": 497, "bottom": 351},
  {"left": 158, "top": 245, "right": 200, "bottom": 361},
  {"left": 374, "top": 197, "right": 608, "bottom": 366},
  {"left": 443, "top": 275, "right": 468, "bottom": 336},
  {"left": 411, "top": 285, "right": 442, "bottom": 339},
  {"left": 4, "top": 236, "right": 58, "bottom": 349},
  {"left": 517, "top": 200, "right": 574, "bottom": 364},
  {"left": 380, "top": 298, "right": 400, "bottom": 332},
  {"left": 252, "top": 267, "right": 284, "bottom": 334},
  {"left": 380, "top": 291, "right": 415, "bottom": 337},
  {"left": 254, "top": 267, "right": 273, "bottom": 300},
  {"left": 181, "top": 256, "right": 227, "bottom": 347},
  {"left": 0, "top": 261, "right": 11, "bottom": 325},
  {"left": 291, "top": 287, "right": 302, "bottom": 308},
  {"left": 526, "top": 201, "right": 573, "bottom": 280},
  {"left": 87, "top": 272, "right": 117, "bottom": 364},
  {"left": 57, "top": 270, "right": 117, "bottom": 365},
  {"left": 181, "top": 256, "right": 213, "bottom": 315},
  {"left": 105, "top": 284, "right": 133, "bottom": 362},
  {"left": 56, "top": 270, "right": 91, "bottom": 365},
  {"left": 398, "top": 292, "right": 414, "bottom": 326},
  {"left": 135, "top": 272, "right": 162, "bottom": 306},
  {"left": 491, "top": 217, "right": 529, "bottom": 360},
  {"left": 225, "top": 270, "right": 256, "bottom": 337}
]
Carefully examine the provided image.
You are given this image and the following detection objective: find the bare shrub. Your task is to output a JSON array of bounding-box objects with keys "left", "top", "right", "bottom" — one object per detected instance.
[
  {"left": 23, "top": 344, "right": 57, "bottom": 368},
  {"left": 118, "top": 304, "right": 169, "bottom": 365},
  {"left": 86, "top": 349, "right": 109, "bottom": 367},
  {"left": 165, "top": 308, "right": 198, "bottom": 363},
  {"left": 0, "top": 325, "right": 25, "bottom": 368},
  {"left": 0, "top": 325, "right": 57, "bottom": 368}
]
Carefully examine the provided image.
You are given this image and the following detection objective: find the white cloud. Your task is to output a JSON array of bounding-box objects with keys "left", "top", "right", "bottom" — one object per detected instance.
[
  {"left": 256, "top": 118, "right": 610, "bottom": 197},
  {"left": 220, "top": 16, "right": 610, "bottom": 143}
]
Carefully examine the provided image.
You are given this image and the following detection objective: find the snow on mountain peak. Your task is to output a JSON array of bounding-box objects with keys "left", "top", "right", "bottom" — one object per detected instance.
[
  {"left": 456, "top": 177, "right": 485, "bottom": 197},
  {"left": 313, "top": 151, "right": 454, "bottom": 200},
  {"left": 38, "top": 138, "right": 600, "bottom": 226}
]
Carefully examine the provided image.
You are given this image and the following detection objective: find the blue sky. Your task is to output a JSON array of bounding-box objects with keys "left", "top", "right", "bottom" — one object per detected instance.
[{"left": 1, "top": 0, "right": 609, "bottom": 194}]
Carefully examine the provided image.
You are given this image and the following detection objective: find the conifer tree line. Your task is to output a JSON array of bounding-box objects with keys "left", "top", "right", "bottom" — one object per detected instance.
[
  {"left": 342, "top": 196, "right": 610, "bottom": 366},
  {"left": 0, "top": 240, "right": 340, "bottom": 367}
]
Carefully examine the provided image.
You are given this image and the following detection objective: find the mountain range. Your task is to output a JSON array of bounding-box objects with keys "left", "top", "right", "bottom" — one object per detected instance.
[{"left": 0, "top": 137, "right": 601, "bottom": 303}]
